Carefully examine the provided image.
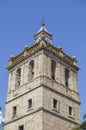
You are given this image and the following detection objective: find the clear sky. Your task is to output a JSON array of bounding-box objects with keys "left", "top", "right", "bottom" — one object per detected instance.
[{"left": 0, "top": 0, "right": 86, "bottom": 120}]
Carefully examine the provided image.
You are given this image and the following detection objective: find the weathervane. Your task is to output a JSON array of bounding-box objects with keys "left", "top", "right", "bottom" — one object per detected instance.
[{"left": 41, "top": 18, "right": 45, "bottom": 27}]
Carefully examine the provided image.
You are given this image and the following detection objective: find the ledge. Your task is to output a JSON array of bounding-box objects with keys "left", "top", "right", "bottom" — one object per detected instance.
[
  {"left": 4, "top": 107, "right": 79, "bottom": 126},
  {"left": 6, "top": 40, "right": 79, "bottom": 70}
]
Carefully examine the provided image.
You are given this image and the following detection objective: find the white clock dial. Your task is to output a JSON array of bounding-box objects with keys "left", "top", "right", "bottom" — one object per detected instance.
[
  {"left": 45, "top": 36, "right": 50, "bottom": 43},
  {"left": 36, "top": 36, "right": 41, "bottom": 43}
]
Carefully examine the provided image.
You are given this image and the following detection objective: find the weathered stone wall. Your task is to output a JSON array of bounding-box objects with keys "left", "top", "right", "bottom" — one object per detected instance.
[
  {"left": 5, "top": 87, "right": 43, "bottom": 123},
  {"left": 43, "top": 111, "right": 77, "bottom": 130},
  {"left": 5, "top": 111, "right": 43, "bottom": 130},
  {"left": 43, "top": 87, "right": 80, "bottom": 124}
]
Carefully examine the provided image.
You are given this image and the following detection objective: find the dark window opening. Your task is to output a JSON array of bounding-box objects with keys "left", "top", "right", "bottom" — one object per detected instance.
[
  {"left": 16, "top": 68, "right": 21, "bottom": 88},
  {"left": 29, "top": 60, "right": 34, "bottom": 75},
  {"left": 69, "top": 106, "right": 73, "bottom": 116},
  {"left": 29, "top": 60, "right": 34, "bottom": 81},
  {"left": 51, "top": 60, "right": 56, "bottom": 80},
  {"left": 65, "top": 69, "right": 69, "bottom": 87},
  {"left": 17, "top": 68, "right": 21, "bottom": 77},
  {"left": 53, "top": 99, "right": 57, "bottom": 109},
  {"left": 28, "top": 99, "right": 32, "bottom": 109},
  {"left": 13, "top": 106, "right": 17, "bottom": 116},
  {"left": 19, "top": 125, "right": 24, "bottom": 130}
]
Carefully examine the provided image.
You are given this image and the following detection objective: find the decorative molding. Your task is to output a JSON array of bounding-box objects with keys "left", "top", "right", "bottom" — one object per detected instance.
[
  {"left": 4, "top": 107, "right": 79, "bottom": 126},
  {"left": 6, "top": 78, "right": 80, "bottom": 105},
  {"left": 6, "top": 40, "right": 79, "bottom": 70}
]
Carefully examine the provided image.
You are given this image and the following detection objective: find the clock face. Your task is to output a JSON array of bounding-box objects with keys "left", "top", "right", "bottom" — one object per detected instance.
[
  {"left": 45, "top": 36, "right": 50, "bottom": 43},
  {"left": 36, "top": 36, "right": 50, "bottom": 43},
  {"left": 36, "top": 36, "right": 41, "bottom": 43}
]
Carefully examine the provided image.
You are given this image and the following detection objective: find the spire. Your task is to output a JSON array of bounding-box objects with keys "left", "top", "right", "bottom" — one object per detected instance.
[
  {"left": 37, "top": 19, "right": 48, "bottom": 33},
  {"left": 41, "top": 18, "right": 45, "bottom": 27},
  {"left": 34, "top": 20, "right": 53, "bottom": 45}
]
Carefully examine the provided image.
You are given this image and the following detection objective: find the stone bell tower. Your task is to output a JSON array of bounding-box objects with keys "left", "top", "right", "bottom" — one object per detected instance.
[{"left": 4, "top": 24, "right": 81, "bottom": 130}]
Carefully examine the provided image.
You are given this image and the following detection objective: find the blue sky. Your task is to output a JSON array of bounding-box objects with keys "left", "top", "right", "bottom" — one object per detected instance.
[{"left": 0, "top": 0, "right": 86, "bottom": 120}]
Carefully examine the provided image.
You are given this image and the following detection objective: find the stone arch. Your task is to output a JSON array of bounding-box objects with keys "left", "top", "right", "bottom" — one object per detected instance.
[
  {"left": 65, "top": 68, "right": 69, "bottom": 87},
  {"left": 15, "top": 68, "right": 21, "bottom": 88},
  {"left": 51, "top": 60, "right": 56, "bottom": 80},
  {"left": 28, "top": 60, "right": 34, "bottom": 81}
]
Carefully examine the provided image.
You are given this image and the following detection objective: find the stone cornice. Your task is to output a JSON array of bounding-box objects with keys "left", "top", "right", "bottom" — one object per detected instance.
[
  {"left": 4, "top": 107, "right": 79, "bottom": 126},
  {"left": 6, "top": 40, "right": 79, "bottom": 70},
  {"left": 6, "top": 41, "right": 43, "bottom": 70},
  {"left": 34, "top": 29, "right": 52, "bottom": 38},
  {"left": 6, "top": 79, "right": 80, "bottom": 105}
]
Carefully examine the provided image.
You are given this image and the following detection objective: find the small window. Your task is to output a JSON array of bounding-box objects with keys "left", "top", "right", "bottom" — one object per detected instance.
[
  {"left": 19, "top": 125, "right": 24, "bottom": 130},
  {"left": 53, "top": 99, "right": 57, "bottom": 109},
  {"left": 68, "top": 106, "right": 73, "bottom": 116},
  {"left": 13, "top": 106, "right": 17, "bottom": 116},
  {"left": 28, "top": 99, "right": 32, "bottom": 109},
  {"left": 65, "top": 68, "right": 69, "bottom": 87}
]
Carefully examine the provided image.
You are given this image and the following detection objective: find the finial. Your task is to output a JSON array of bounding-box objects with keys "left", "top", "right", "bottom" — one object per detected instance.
[
  {"left": 41, "top": 18, "right": 45, "bottom": 27},
  {"left": 71, "top": 56, "right": 76, "bottom": 61},
  {"left": 10, "top": 55, "right": 14, "bottom": 58},
  {"left": 0, "top": 107, "right": 1, "bottom": 110},
  {"left": 58, "top": 46, "right": 62, "bottom": 51},
  {"left": 24, "top": 45, "right": 28, "bottom": 48}
]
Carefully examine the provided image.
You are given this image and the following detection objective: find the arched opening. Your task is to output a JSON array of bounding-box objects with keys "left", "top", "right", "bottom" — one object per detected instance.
[
  {"left": 51, "top": 60, "right": 56, "bottom": 80},
  {"left": 16, "top": 68, "right": 21, "bottom": 88},
  {"left": 29, "top": 60, "right": 34, "bottom": 80},
  {"left": 65, "top": 68, "right": 69, "bottom": 87}
]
